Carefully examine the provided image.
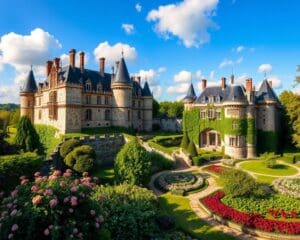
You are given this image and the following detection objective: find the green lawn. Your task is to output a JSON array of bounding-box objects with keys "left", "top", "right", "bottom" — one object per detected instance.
[
  {"left": 158, "top": 193, "right": 237, "bottom": 240},
  {"left": 91, "top": 166, "right": 115, "bottom": 184},
  {"left": 253, "top": 175, "right": 278, "bottom": 184},
  {"left": 239, "top": 160, "right": 298, "bottom": 176},
  {"left": 147, "top": 134, "right": 182, "bottom": 155}
]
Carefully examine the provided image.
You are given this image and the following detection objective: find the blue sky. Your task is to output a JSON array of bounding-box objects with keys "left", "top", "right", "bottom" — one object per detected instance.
[{"left": 0, "top": 0, "right": 300, "bottom": 103}]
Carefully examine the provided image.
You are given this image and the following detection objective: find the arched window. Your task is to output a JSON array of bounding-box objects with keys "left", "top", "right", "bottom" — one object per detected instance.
[
  {"left": 85, "top": 82, "right": 91, "bottom": 92},
  {"left": 105, "top": 110, "right": 110, "bottom": 121},
  {"left": 85, "top": 109, "right": 92, "bottom": 121}
]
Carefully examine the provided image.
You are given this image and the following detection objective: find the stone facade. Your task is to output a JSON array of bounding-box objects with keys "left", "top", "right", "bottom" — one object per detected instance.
[
  {"left": 182, "top": 77, "right": 282, "bottom": 159},
  {"left": 20, "top": 49, "right": 153, "bottom": 133}
]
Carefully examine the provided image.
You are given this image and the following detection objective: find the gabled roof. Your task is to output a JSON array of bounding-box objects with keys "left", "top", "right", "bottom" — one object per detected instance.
[
  {"left": 182, "top": 83, "right": 196, "bottom": 102},
  {"left": 256, "top": 80, "right": 279, "bottom": 102},
  {"left": 142, "top": 81, "right": 152, "bottom": 96},
  {"left": 21, "top": 69, "right": 37, "bottom": 93},
  {"left": 113, "top": 57, "right": 131, "bottom": 84}
]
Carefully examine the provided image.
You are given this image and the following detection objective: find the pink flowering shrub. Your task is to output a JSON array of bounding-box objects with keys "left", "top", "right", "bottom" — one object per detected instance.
[{"left": 0, "top": 170, "right": 104, "bottom": 240}]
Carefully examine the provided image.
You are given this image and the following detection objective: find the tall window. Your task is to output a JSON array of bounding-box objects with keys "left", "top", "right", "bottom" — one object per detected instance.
[
  {"left": 200, "top": 110, "right": 206, "bottom": 119},
  {"left": 97, "top": 96, "right": 101, "bottom": 105},
  {"left": 208, "top": 109, "right": 214, "bottom": 119},
  {"left": 49, "top": 91, "right": 57, "bottom": 120},
  {"left": 38, "top": 110, "right": 42, "bottom": 120},
  {"left": 138, "top": 110, "right": 142, "bottom": 119},
  {"left": 232, "top": 120, "right": 239, "bottom": 129},
  {"left": 128, "top": 110, "right": 130, "bottom": 121},
  {"left": 85, "top": 95, "right": 91, "bottom": 104},
  {"left": 105, "top": 110, "right": 111, "bottom": 121},
  {"left": 138, "top": 101, "right": 141, "bottom": 108},
  {"left": 85, "top": 83, "right": 91, "bottom": 91},
  {"left": 85, "top": 109, "right": 92, "bottom": 121},
  {"left": 105, "top": 96, "right": 109, "bottom": 105},
  {"left": 97, "top": 83, "right": 102, "bottom": 92},
  {"left": 215, "top": 109, "right": 221, "bottom": 120}
]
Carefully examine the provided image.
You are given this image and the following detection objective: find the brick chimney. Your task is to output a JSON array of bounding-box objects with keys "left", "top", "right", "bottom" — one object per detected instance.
[
  {"left": 79, "top": 52, "right": 85, "bottom": 71},
  {"left": 69, "top": 49, "right": 76, "bottom": 67},
  {"left": 221, "top": 77, "right": 226, "bottom": 89},
  {"left": 54, "top": 58, "right": 60, "bottom": 69},
  {"left": 245, "top": 78, "right": 253, "bottom": 93},
  {"left": 99, "top": 57, "right": 105, "bottom": 76},
  {"left": 268, "top": 80, "right": 272, "bottom": 88},
  {"left": 230, "top": 74, "right": 234, "bottom": 85},
  {"left": 46, "top": 61, "right": 53, "bottom": 76},
  {"left": 201, "top": 79, "right": 207, "bottom": 90}
]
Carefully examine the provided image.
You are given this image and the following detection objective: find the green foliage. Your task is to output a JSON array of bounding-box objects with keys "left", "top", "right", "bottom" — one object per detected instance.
[
  {"left": 180, "top": 134, "right": 189, "bottom": 149},
  {"left": 92, "top": 184, "right": 159, "bottom": 240},
  {"left": 222, "top": 193, "right": 300, "bottom": 217},
  {"left": 153, "top": 98, "right": 160, "bottom": 118},
  {"left": 60, "top": 139, "right": 82, "bottom": 158},
  {"left": 0, "top": 103, "right": 19, "bottom": 111},
  {"left": 0, "top": 171, "right": 102, "bottom": 240},
  {"left": 147, "top": 151, "right": 174, "bottom": 173},
  {"left": 64, "top": 145, "right": 96, "bottom": 173},
  {"left": 82, "top": 126, "right": 135, "bottom": 135},
  {"left": 35, "top": 124, "right": 61, "bottom": 157},
  {"left": 0, "top": 132, "right": 18, "bottom": 155},
  {"left": 261, "top": 152, "right": 278, "bottom": 168},
  {"left": 14, "top": 116, "right": 41, "bottom": 153},
  {"left": 187, "top": 141, "right": 197, "bottom": 157},
  {"left": 148, "top": 135, "right": 182, "bottom": 155},
  {"left": 159, "top": 101, "right": 184, "bottom": 118},
  {"left": 114, "top": 139, "right": 152, "bottom": 186},
  {"left": 0, "top": 152, "right": 42, "bottom": 191},
  {"left": 257, "top": 130, "right": 279, "bottom": 154},
  {"left": 279, "top": 91, "right": 300, "bottom": 149},
  {"left": 219, "top": 169, "right": 268, "bottom": 197}
]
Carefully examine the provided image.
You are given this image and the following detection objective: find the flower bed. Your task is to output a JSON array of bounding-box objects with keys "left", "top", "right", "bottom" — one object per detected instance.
[
  {"left": 202, "top": 164, "right": 227, "bottom": 174},
  {"left": 155, "top": 172, "right": 204, "bottom": 195},
  {"left": 273, "top": 178, "right": 300, "bottom": 199},
  {"left": 201, "top": 191, "right": 300, "bottom": 235}
]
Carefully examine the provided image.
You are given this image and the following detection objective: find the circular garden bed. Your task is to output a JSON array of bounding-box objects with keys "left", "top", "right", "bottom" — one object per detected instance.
[{"left": 155, "top": 172, "right": 204, "bottom": 196}]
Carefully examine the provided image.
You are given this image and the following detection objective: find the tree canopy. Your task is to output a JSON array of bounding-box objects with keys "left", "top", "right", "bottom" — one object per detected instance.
[{"left": 158, "top": 101, "right": 184, "bottom": 118}]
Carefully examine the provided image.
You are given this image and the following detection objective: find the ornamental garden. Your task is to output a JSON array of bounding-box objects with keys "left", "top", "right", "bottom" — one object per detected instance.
[{"left": 0, "top": 103, "right": 300, "bottom": 239}]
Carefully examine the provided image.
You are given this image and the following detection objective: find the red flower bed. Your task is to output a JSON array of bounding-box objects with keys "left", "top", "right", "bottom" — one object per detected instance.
[
  {"left": 201, "top": 191, "right": 300, "bottom": 235},
  {"left": 204, "top": 165, "right": 225, "bottom": 174}
]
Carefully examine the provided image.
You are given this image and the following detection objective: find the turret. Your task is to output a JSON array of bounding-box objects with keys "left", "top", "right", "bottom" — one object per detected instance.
[
  {"left": 111, "top": 56, "right": 133, "bottom": 128},
  {"left": 182, "top": 83, "right": 196, "bottom": 110},
  {"left": 142, "top": 81, "right": 153, "bottom": 131},
  {"left": 20, "top": 68, "right": 38, "bottom": 122}
]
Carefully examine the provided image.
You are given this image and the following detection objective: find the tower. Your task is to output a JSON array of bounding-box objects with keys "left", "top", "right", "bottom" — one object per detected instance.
[
  {"left": 142, "top": 81, "right": 153, "bottom": 131},
  {"left": 20, "top": 68, "right": 38, "bottom": 122},
  {"left": 111, "top": 56, "right": 133, "bottom": 128},
  {"left": 182, "top": 82, "right": 196, "bottom": 110}
]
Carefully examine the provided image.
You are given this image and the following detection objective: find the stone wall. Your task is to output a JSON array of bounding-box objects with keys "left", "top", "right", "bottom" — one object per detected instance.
[
  {"left": 71, "top": 134, "right": 125, "bottom": 166},
  {"left": 153, "top": 118, "right": 182, "bottom": 132}
]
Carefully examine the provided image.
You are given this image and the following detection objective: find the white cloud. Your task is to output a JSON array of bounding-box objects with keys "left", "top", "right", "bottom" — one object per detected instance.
[
  {"left": 167, "top": 83, "right": 190, "bottom": 94},
  {"left": 93, "top": 41, "right": 137, "bottom": 65},
  {"left": 293, "top": 87, "right": 300, "bottom": 95},
  {"left": 195, "top": 70, "right": 204, "bottom": 80},
  {"left": 151, "top": 85, "right": 162, "bottom": 99},
  {"left": 209, "top": 70, "right": 215, "bottom": 80},
  {"left": 135, "top": 3, "right": 142, "bottom": 12},
  {"left": 219, "top": 59, "right": 233, "bottom": 68},
  {"left": 236, "top": 45, "right": 245, "bottom": 53},
  {"left": 147, "top": 0, "right": 219, "bottom": 48},
  {"left": 268, "top": 75, "right": 281, "bottom": 89},
  {"left": 236, "top": 73, "right": 249, "bottom": 84},
  {"left": 121, "top": 24, "right": 135, "bottom": 35},
  {"left": 236, "top": 56, "right": 243, "bottom": 64},
  {"left": 158, "top": 67, "right": 166, "bottom": 73},
  {"left": 0, "top": 85, "right": 19, "bottom": 103},
  {"left": 60, "top": 51, "right": 89, "bottom": 67},
  {"left": 174, "top": 70, "right": 192, "bottom": 83},
  {"left": 258, "top": 63, "right": 272, "bottom": 73}
]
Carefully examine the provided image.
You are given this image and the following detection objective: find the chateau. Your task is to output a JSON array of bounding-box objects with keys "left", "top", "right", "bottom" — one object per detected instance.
[
  {"left": 182, "top": 76, "right": 281, "bottom": 159},
  {"left": 20, "top": 49, "right": 153, "bottom": 133}
]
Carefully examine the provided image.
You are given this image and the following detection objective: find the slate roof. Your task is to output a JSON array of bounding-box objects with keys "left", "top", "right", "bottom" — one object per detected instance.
[
  {"left": 113, "top": 57, "right": 131, "bottom": 84},
  {"left": 21, "top": 69, "right": 38, "bottom": 93},
  {"left": 142, "top": 81, "right": 152, "bottom": 97},
  {"left": 195, "top": 85, "right": 246, "bottom": 103},
  {"left": 256, "top": 80, "right": 279, "bottom": 102},
  {"left": 182, "top": 83, "right": 196, "bottom": 102}
]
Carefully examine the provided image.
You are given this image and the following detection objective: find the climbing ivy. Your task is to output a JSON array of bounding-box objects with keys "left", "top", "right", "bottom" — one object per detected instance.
[
  {"left": 256, "top": 130, "right": 279, "bottom": 154},
  {"left": 183, "top": 107, "right": 256, "bottom": 146}
]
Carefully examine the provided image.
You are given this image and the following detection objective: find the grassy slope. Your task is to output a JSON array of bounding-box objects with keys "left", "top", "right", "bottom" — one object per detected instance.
[
  {"left": 239, "top": 161, "right": 298, "bottom": 176},
  {"left": 158, "top": 193, "right": 237, "bottom": 240},
  {"left": 91, "top": 166, "right": 115, "bottom": 185}
]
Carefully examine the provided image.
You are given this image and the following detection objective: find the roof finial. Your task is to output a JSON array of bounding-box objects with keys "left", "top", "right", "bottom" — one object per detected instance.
[
  {"left": 30, "top": 64, "right": 33, "bottom": 71},
  {"left": 264, "top": 71, "right": 267, "bottom": 79},
  {"left": 121, "top": 48, "right": 124, "bottom": 58}
]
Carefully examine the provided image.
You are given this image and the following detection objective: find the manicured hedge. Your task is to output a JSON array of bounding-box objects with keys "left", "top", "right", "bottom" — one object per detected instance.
[{"left": 59, "top": 139, "right": 82, "bottom": 158}]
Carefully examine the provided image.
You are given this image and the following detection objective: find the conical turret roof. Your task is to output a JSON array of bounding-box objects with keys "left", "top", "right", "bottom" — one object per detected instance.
[
  {"left": 256, "top": 79, "right": 278, "bottom": 102},
  {"left": 21, "top": 69, "right": 37, "bottom": 93},
  {"left": 114, "top": 57, "right": 131, "bottom": 84},
  {"left": 182, "top": 83, "right": 196, "bottom": 102},
  {"left": 142, "top": 81, "right": 152, "bottom": 96}
]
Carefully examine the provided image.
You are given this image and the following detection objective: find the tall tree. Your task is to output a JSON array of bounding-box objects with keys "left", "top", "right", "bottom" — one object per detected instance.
[
  {"left": 14, "top": 116, "right": 42, "bottom": 153},
  {"left": 152, "top": 98, "right": 160, "bottom": 118}
]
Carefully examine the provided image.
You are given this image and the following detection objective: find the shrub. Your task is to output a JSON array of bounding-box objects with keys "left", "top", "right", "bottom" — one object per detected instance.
[
  {"left": 147, "top": 151, "right": 174, "bottom": 173},
  {"left": 0, "top": 171, "right": 103, "bottom": 240},
  {"left": 14, "top": 116, "right": 41, "bottom": 153},
  {"left": 219, "top": 169, "right": 268, "bottom": 197},
  {"left": 60, "top": 139, "right": 82, "bottom": 158},
  {"left": 64, "top": 145, "right": 96, "bottom": 173},
  {"left": 114, "top": 139, "right": 152, "bottom": 186},
  {"left": 273, "top": 178, "right": 300, "bottom": 198},
  {"left": 0, "top": 132, "right": 18, "bottom": 155},
  {"left": 261, "top": 152, "right": 278, "bottom": 168},
  {"left": 187, "top": 141, "right": 197, "bottom": 157},
  {"left": 180, "top": 134, "right": 189, "bottom": 149},
  {"left": 92, "top": 184, "right": 160, "bottom": 240}
]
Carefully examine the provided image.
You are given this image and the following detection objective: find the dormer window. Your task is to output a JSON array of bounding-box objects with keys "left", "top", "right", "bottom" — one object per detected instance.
[
  {"left": 97, "top": 83, "right": 102, "bottom": 92},
  {"left": 209, "top": 96, "right": 214, "bottom": 103},
  {"left": 201, "top": 97, "right": 206, "bottom": 103},
  {"left": 85, "top": 81, "right": 91, "bottom": 92},
  {"left": 216, "top": 95, "right": 220, "bottom": 103}
]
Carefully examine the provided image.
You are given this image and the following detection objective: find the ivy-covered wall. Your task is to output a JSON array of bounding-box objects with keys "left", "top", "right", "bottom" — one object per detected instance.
[
  {"left": 256, "top": 130, "right": 278, "bottom": 154},
  {"left": 182, "top": 107, "right": 255, "bottom": 146}
]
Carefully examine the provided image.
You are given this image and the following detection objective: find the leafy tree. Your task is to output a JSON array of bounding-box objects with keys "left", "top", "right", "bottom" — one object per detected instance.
[
  {"left": 187, "top": 140, "right": 197, "bottom": 157},
  {"left": 152, "top": 98, "right": 160, "bottom": 118},
  {"left": 14, "top": 116, "right": 41, "bottom": 153},
  {"left": 64, "top": 145, "right": 96, "bottom": 173},
  {"left": 279, "top": 91, "right": 300, "bottom": 148},
  {"left": 60, "top": 139, "right": 82, "bottom": 158},
  {"left": 180, "top": 133, "right": 189, "bottom": 149},
  {"left": 114, "top": 138, "right": 152, "bottom": 186},
  {"left": 158, "top": 101, "right": 184, "bottom": 118}
]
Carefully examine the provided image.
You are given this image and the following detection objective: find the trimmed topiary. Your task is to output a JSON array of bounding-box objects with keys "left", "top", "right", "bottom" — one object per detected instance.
[
  {"left": 64, "top": 145, "right": 96, "bottom": 173},
  {"left": 60, "top": 139, "right": 82, "bottom": 158},
  {"left": 14, "top": 116, "right": 41, "bottom": 153},
  {"left": 114, "top": 138, "right": 152, "bottom": 186},
  {"left": 187, "top": 140, "right": 197, "bottom": 157},
  {"left": 180, "top": 133, "right": 189, "bottom": 149}
]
